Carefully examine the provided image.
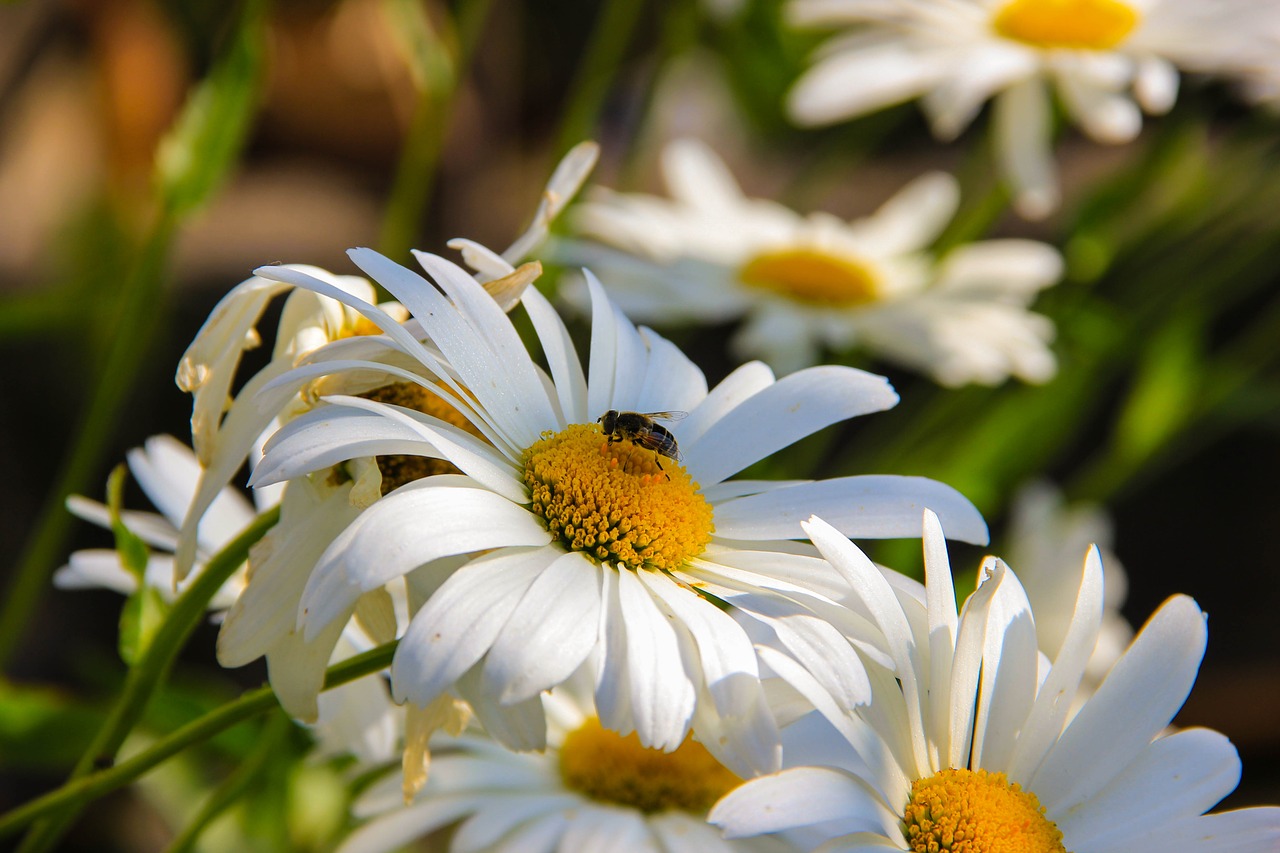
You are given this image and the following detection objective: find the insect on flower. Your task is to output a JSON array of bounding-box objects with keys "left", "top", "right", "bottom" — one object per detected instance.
[{"left": 597, "top": 410, "right": 686, "bottom": 469}]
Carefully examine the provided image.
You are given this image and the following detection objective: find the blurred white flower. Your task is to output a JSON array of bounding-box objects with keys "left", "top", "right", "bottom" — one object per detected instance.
[
  {"left": 1007, "top": 481, "right": 1132, "bottom": 691},
  {"left": 57, "top": 434, "right": 254, "bottom": 610},
  {"left": 338, "top": 671, "right": 799, "bottom": 853},
  {"left": 711, "top": 513, "right": 1280, "bottom": 852},
  {"left": 245, "top": 247, "right": 987, "bottom": 778},
  {"left": 563, "top": 139, "right": 1062, "bottom": 383},
  {"left": 787, "top": 0, "right": 1279, "bottom": 216}
]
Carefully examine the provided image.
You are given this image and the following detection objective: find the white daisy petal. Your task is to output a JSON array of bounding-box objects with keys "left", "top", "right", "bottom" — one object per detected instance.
[
  {"left": 1134, "top": 55, "right": 1180, "bottom": 114},
  {"left": 299, "top": 486, "right": 551, "bottom": 639},
  {"left": 648, "top": 811, "right": 738, "bottom": 853},
  {"left": 994, "top": 79, "right": 1059, "bottom": 220},
  {"left": 615, "top": 569, "right": 698, "bottom": 751},
  {"left": 559, "top": 805, "right": 659, "bottom": 853},
  {"left": 788, "top": 45, "right": 945, "bottom": 126},
  {"left": 711, "top": 767, "right": 888, "bottom": 838},
  {"left": 713, "top": 475, "right": 988, "bottom": 545},
  {"left": 1060, "top": 728, "right": 1242, "bottom": 848},
  {"left": 522, "top": 286, "right": 588, "bottom": 425},
  {"left": 390, "top": 548, "right": 554, "bottom": 707},
  {"left": 336, "top": 796, "right": 484, "bottom": 853},
  {"left": 1007, "top": 545, "right": 1105, "bottom": 783},
  {"left": 683, "top": 366, "right": 898, "bottom": 485},
  {"left": 483, "top": 552, "right": 602, "bottom": 704},
  {"left": 1031, "top": 594, "right": 1208, "bottom": 812},
  {"left": 680, "top": 361, "right": 776, "bottom": 447},
  {"left": 451, "top": 794, "right": 578, "bottom": 853}
]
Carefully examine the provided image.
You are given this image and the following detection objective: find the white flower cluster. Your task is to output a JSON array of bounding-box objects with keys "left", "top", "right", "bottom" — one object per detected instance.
[{"left": 60, "top": 112, "right": 1280, "bottom": 853}]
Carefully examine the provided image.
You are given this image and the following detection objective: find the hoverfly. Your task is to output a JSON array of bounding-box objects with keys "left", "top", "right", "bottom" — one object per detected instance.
[{"left": 597, "top": 410, "right": 687, "bottom": 469}]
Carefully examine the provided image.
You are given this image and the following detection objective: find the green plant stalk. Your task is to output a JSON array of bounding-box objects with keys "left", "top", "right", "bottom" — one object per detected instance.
[
  {"left": 0, "top": 208, "right": 177, "bottom": 669},
  {"left": 163, "top": 713, "right": 291, "bottom": 853},
  {"left": 16, "top": 506, "right": 279, "bottom": 853},
  {"left": 0, "top": 641, "right": 396, "bottom": 841}
]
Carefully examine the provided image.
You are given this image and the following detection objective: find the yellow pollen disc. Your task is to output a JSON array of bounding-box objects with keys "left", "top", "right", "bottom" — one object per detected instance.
[
  {"left": 522, "top": 423, "right": 713, "bottom": 572},
  {"left": 993, "top": 0, "right": 1139, "bottom": 50},
  {"left": 362, "top": 382, "right": 485, "bottom": 494},
  {"left": 738, "top": 248, "right": 882, "bottom": 307},
  {"left": 902, "top": 768, "right": 1067, "bottom": 853},
  {"left": 559, "top": 717, "right": 741, "bottom": 814}
]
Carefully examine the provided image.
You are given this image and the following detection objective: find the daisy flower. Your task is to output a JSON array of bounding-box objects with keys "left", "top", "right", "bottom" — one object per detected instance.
[
  {"left": 246, "top": 248, "right": 987, "bottom": 776},
  {"left": 787, "top": 0, "right": 1280, "bottom": 217},
  {"left": 562, "top": 139, "right": 1062, "bottom": 382},
  {"left": 711, "top": 512, "right": 1280, "bottom": 852},
  {"left": 337, "top": 670, "right": 800, "bottom": 853}
]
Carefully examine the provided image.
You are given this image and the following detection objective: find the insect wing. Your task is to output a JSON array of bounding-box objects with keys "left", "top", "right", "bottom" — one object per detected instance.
[{"left": 642, "top": 410, "right": 687, "bottom": 423}]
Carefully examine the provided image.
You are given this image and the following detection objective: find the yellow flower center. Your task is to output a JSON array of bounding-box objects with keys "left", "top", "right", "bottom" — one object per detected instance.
[
  {"left": 522, "top": 423, "right": 713, "bottom": 572},
  {"left": 362, "top": 382, "right": 486, "bottom": 494},
  {"left": 559, "top": 716, "right": 741, "bottom": 814},
  {"left": 993, "top": 0, "right": 1139, "bottom": 50},
  {"left": 738, "top": 248, "right": 882, "bottom": 307},
  {"left": 902, "top": 768, "right": 1067, "bottom": 853}
]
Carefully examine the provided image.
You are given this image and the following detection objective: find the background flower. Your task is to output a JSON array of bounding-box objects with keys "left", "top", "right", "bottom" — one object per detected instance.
[{"left": 562, "top": 138, "right": 1063, "bottom": 382}]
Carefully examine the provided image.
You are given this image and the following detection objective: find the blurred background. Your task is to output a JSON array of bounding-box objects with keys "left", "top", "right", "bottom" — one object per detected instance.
[{"left": 1, "top": 0, "right": 1278, "bottom": 849}]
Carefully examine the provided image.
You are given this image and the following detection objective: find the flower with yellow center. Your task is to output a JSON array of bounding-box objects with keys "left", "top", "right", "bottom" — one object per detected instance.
[
  {"left": 336, "top": 673, "right": 798, "bottom": 853},
  {"left": 711, "top": 512, "right": 1280, "bottom": 851},
  {"left": 786, "top": 0, "right": 1278, "bottom": 217},
  {"left": 561, "top": 139, "right": 1062, "bottom": 383},
  {"left": 249, "top": 249, "right": 988, "bottom": 773}
]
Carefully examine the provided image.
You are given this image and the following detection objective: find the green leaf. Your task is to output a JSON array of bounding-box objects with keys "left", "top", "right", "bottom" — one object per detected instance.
[
  {"left": 118, "top": 585, "right": 170, "bottom": 667},
  {"left": 154, "top": 0, "right": 266, "bottom": 217},
  {"left": 105, "top": 465, "right": 148, "bottom": 583}
]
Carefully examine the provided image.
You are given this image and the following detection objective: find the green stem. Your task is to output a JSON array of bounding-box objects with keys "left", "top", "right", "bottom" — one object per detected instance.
[
  {"left": 552, "top": 0, "right": 645, "bottom": 160},
  {"left": 0, "top": 207, "right": 177, "bottom": 669},
  {"left": 0, "top": 642, "right": 397, "bottom": 842},
  {"left": 16, "top": 506, "right": 279, "bottom": 853}
]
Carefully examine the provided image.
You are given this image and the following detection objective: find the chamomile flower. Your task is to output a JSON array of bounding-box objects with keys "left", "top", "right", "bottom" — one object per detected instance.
[
  {"left": 57, "top": 434, "right": 255, "bottom": 609},
  {"left": 338, "top": 671, "right": 799, "bottom": 853},
  {"left": 787, "top": 0, "right": 1279, "bottom": 217},
  {"left": 711, "top": 513, "right": 1280, "bottom": 852},
  {"left": 246, "top": 248, "right": 987, "bottom": 775},
  {"left": 563, "top": 139, "right": 1062, "bottom": 382}
]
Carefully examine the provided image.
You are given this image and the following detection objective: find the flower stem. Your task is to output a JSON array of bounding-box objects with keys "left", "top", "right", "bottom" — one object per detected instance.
[
  {"left": 14, "top": 505, "right": 279, "bottom": 853},
  {"left": 0, "top": 641, "right": 397, "bottom": 844}
]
